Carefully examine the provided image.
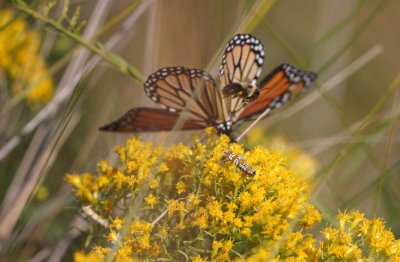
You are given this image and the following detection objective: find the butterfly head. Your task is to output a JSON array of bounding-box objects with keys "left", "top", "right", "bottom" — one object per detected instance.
[{"left": 215, "top": 120, "right": 233, "bottom": 135}]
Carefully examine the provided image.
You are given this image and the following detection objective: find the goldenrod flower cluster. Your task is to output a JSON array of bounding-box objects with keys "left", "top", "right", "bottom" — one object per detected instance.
[
  {"left": 67, "top": 128, "right": 319, "bottom": 260},
  {"left": 0, "top": 8, "right": 53, "bottom": 105},
  {"left": 248, "top": 128, "right": 317, "bottom": 180},
  {"left": 246, "top": 211, "right": 400, "bottom": 261},
  {"left": 318, "top": 211, "right": 400, "bottom": 261},
  {"left": 66, "top": 129, "right": 400, "bottom": 261}
]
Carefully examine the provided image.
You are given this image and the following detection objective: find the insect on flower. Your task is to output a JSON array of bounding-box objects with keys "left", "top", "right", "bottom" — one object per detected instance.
[
  {"left": 223, "top": 148, "right": 256, "bottom": 175},
  {"left": 100, "top": 34, "right": 317, "bottom": 136}
]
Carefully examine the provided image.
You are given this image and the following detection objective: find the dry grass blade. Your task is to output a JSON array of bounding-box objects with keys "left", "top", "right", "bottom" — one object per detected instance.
[
  {"left": 0, "top": 114, "right": 80, "bottom": 251},
  {"left": 236, "top": 45, "right": 382, "bottom": 143},
  {"left": 373, "top": 87, "right": 399, "bottom": 212},
  {"left": 312, "top": 72, "right": 400, "bottom": 199},
  {"left": 269, "top": 45, "right": 384, "bottom": 126},
  {"left": 0, "top": 0, "right": 113, "bottom": 250},
  {"left": 0, "top": 1, "right": 152, "bottom": 162},
  {"left": 0, "top": 0, "right": 153, "bottom": 255},
  {"left": 47, "top": 215, "right": 88, "bottom": 261}
]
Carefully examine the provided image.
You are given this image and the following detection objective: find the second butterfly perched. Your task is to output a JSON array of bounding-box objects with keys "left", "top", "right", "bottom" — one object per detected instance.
[{"left": 100, "top": 34, "right": 317, "bottom": 136}]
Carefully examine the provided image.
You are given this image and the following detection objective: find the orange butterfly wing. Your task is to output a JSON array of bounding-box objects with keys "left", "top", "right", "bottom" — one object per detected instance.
[
  {"left": 144, "top": 66, "right": 229, "bottom": 124},
  {"left": 219, "top": 34, "right": 265, "bottom": 115},
  {"left": 239, "top": 64, "right": 317, "bottom": 120},
  {"left": 99, "top": 107, "right": 205, "bottom": 132}
]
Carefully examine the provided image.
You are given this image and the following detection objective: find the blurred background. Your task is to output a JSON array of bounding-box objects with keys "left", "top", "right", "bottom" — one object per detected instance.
[{"left": 0, "top": 0, "right": 399, "bottom": 260}]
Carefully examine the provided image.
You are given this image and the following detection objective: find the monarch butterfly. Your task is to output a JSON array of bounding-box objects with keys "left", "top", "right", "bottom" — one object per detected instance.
[
  {"left": 223, "top": 148, "right": 256, "bottom": 175},
  {"left": 100, "top": 34, "right": 317, "bottom": 135}
]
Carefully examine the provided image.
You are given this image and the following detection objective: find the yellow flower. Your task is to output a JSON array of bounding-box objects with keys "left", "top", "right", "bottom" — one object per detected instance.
[
  {"left": 126, "top": 161, "right": 138, "bottom": 173},
  {"left": 232, "top": 217, "right": 243, "bottom": 228},
  {"left": 0, "top": 9, "right": 54, "bottom": 105},
  {"left": 222, "top": 239, "right": 234, "bottom": 253},
  {"left": 113, "top": 170, "right": 136, "bottom": 190},
  {"left": 186, "top": 193, "right": 201, "bottom": 210},
  {"left": 116, "top": 245, "right": 132, "bottom": 259},
  {"left": 74, "top": 251, "right": 103, "bottom": 262},
  {"left": 176, "top": 222, "right": 185, "bottom": 230},
  {"left": 243, "top": 216, "right": 253, "bottom": 228},
  {"left": 158, "top": 225, "right": 169, "bottom": 239},
  {"left": 243, "top": 248, "right": 270, "bottom": 262},
  {"left": 300, "top": 204, "right": 321, "bottom": 228},
  {"left": 222, "top": 210, "right": 235, "bottom": 224},
  {"left": 96, "top": 175, "right": 110, "bottom": 189},
  {"left": 115, "top": 256, "right": 138, "bottom": 262},
  {"left": 194, "top": 213, "right": 208, "bottom": 229},
  {"left": 191, "top": 256, "right": 207, "bottom": 262},
  {"left": 247, "top": 132, "right": 318, "bottom": 179},
  {"left": 176, "top": 180, "right": 187, "bottom": 194},
  {"left": 349, "top": 210, "right": 364, "bottom": 231},
  {"left": 205, "top": 126, "right": 217, "bottom": 136},
  {"left": 112, "top": 217, "right": 124, "bottom": 230},
  {"left": 66, "top": 173, "right": 98, "bottom": 203},
  {"left": 167, "top": 199, "right": 180, "bottom": 217},
  {"left": 102, "top": 201, "right": 113, "bottom": 213},
  {"left": 208, "top": 200, "right": 223, "bottom": 221},
  {"left": 115, "top": 146, "right": 126, "bottom": 162},
  {"left": 150, "top": 244, "right": 161, "bottom": 257},
  {"left": 66, "top": 130, "right": 400, "bottom": 261},
  {"left": 338, "top": 210, "right": 352, "bottom": 231},
  {"left": 34, "top": 185, "right": 49, "bottom": 201},
  {"left": 137, "top": 235, "right": 151, "bottom": 250},
  {"left": 202, "top": 174, "right": 212, "bottom": 186},
  {"left": 238, "top": 191, "right": 252, "bottom": 210},
  {"left": 92, "top": 246, "right": 110, "bottom": 256},
  {"left": 26, "top": 73, "right": 54, "bottom": 104},
  {"left": 65, "top": 174, "right": 82, "bottom": 188},
  {"left": 158, "top": 162, "right": 169, "bottom": 173},
  {"left": 130, "top": 221, "right": 153, "bottom": 234},
  {"left": 97, "top": 160, "right": 113, "bottom": 175},
  {"left": 212, "top": 240, "right": 223, "bottom": 257},
  {"left": 241, "top": 227, "right": 251, "bottom": 237},
  {"left": 144, "top": 193, "right": 157, "bottom": 208},
  {"left": 107, "top": 230, "right": 118, "bottom": 242},
  {"left": 317, "top": 211, "right": 400, "bottom": 260},
  {"left": 149, "top": 179, "right": 159, "bottom": 189},
  {"left": 76, "top": 188, "right": 95, "bottom": 203},
  {"left": 113, "top": 170, "right": 129, "bottom": 189}
]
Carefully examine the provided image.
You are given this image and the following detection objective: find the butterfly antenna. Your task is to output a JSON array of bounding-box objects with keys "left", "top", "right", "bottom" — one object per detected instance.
[{"left": 236, "top": 108, "right": 271, "bottom": 142}]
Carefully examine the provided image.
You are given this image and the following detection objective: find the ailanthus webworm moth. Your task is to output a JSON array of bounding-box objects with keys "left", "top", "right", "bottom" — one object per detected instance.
[{"left": 223, "top": 149, "right": 256, "bottom": 175}]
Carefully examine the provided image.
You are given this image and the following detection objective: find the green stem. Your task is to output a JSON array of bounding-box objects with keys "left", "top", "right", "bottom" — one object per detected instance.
[{"left": 15, "top": 0, "right": 146, "bottom": 84}]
